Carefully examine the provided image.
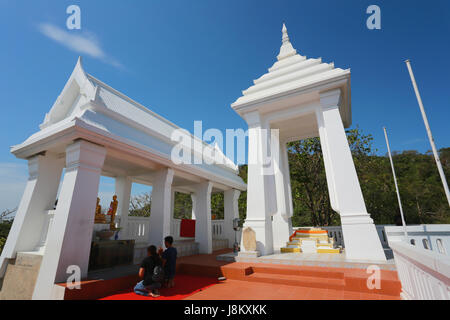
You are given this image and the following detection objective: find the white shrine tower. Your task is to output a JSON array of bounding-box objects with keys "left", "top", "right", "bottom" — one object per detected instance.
[{"left": 232, "top": 24, "right": 386, "bottom": 261}]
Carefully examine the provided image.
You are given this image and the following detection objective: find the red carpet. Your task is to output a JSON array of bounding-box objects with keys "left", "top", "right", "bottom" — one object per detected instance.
[{"left": 98, "top": 275, "right": 219, "bottom": 300}]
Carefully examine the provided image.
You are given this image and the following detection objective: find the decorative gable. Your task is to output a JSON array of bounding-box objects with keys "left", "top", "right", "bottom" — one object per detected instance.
[{"left": 40, "top": 57, "right": 96, "bottom": 130}]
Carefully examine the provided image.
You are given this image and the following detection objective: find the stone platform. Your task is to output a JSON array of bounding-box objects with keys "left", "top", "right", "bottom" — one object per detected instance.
[
  {"left": 218, "top": 249, "right": 396, "bottom": 271},
  {"left": 52, "top": 249, "right": 400, "bottom": 299}
]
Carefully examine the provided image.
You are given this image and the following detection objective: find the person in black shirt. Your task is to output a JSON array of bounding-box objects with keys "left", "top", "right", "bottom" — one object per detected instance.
[
  {"left": 134, "top": 245, "right": 162, "bottom": 297},
  {"left": 160, "top": 236, "right": 177, "bottom": 288}
]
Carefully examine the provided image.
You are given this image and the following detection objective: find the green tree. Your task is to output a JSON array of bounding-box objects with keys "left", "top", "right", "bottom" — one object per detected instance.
[
  {"left": 173, "top": 192, "right": 193, "bottom": 219},
  {"left": 129, "top": 192, "right": 151, "bottom": 217},
  {"left": 0, "top": 208, "right": 16, "bottom": 255}
]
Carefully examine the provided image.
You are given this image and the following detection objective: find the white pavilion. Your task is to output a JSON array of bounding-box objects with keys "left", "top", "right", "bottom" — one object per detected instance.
[
  {"left": 232, "top": 24, "right": 386, "bottom": 261},
  {"left": 0, "top": 57, "right": 245, "bottom": 299}
]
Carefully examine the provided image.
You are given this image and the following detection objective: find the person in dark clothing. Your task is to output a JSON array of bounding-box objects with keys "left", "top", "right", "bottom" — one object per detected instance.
[
  {"left": 134, "top": 245, "right": 162, "bottom": 297},
  {"left": 160, "top": 236, "right": 177, "bottom": 288}
]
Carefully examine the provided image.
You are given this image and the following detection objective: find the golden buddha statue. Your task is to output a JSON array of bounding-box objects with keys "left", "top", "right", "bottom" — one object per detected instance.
[
  {"left": 107, "top": 195, "right": 119, "bottom": 231},
  {"left": 94, "top": 197, "right": 106, "bottom": 224}
]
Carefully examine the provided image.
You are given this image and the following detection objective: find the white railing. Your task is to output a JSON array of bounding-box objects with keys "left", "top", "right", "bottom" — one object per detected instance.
[
  {"left": 385, "top": 225, "right": 450, "bottom": 255},
  {"left": 171, "top": 218, "right": 181, "bottom": 239},
  {"left": 119, "top": 216, "right": 150, "bottom": 243},
  {"left": 318, "top": 224, "right": 450, "bottom": 255},
  {"left": 317, "top": 225, "right": 394, "bottom": 249},
  {"left": 116, "top": 217, "right": 236, "bottom": 250},
  {"left": 320, "top": 226, "right": 345, "bottom": 247},
  {"left": 390, "top": 241, "right": 450, "bottom": 300},
  {"left": 171, "top": 218, "right": 226, "bottom": 240},
  {"left": 212, "top": 220, "right": 225, "bottom": 239},
  {"left": 117, "top": 217, "right": 224, "bottom": 242}
]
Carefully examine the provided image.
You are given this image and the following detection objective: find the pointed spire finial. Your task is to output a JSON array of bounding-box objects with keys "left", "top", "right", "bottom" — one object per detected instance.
[
  {"left": 282, "top": 23, "right": 289, "bottom": 44},
  {"left": 277, "top": 23, "right": 297, "bottom": 61}
]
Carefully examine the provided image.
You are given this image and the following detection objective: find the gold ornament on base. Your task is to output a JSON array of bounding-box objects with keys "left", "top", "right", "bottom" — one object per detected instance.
[
  {"left": 107, "top": 195, "right": 118, "bottom": 231},
  {"left": 94, "top": 197, "right": 106, "bottom": 224}
]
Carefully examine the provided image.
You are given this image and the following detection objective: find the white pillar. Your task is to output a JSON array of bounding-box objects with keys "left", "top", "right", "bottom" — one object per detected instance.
[
  {"left": 0, "top": 154, "right": 63, "bottom": 278},
  {"left": 272, "top": 139, "right": 294, "bottom": 250},
  {"left": 193, "top": 181, "right": 213, "bottom": 254},
  {"left": 224, "top": 189, "right": 241, "bottom": 248},
  {"left": 191, "top": 193, "right": 197, "bottom": 220},
  {"left": 170, "top": 190, "right": 175, "bottom": 237},
  {"left": 317, "top": 90, "right": 386, "bottom": 261},
  {"left": 33, "top": 140, "right": 106, "bottom": 299},
  {"left": 242, "top": 111, "right": 276, "bottom": 255},
  {"left": 148, "top": 168, "right": 174, "bottom": 248},
  {"left": 115, "top": 176, "right": 132, "bottom": 240},
  {"left": 170, "top": 190, "right": 175, "bottom": 219}
]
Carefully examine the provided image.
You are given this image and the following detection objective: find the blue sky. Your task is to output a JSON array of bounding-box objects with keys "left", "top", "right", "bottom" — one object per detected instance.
[{"left": 0, "top": 0, "right": 449, "bottom": 210}]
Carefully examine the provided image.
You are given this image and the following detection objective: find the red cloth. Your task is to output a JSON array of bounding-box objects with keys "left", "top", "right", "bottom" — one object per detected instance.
[
  {"left": 99, "top": 275, "right": 218, "bottom": 300},
  {"left": 180, "top": 219, "right": 195, "bottom": 238}
]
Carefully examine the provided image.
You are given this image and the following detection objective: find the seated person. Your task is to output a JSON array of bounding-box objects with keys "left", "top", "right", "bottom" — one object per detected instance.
[
  {"left": 134, "top": 245, "right": 163, "bottom": 297},
  {"left": 160, "top": 236, "right": 177, "bottom": 288}
]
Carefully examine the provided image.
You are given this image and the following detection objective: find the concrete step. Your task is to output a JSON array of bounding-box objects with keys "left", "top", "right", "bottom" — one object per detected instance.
[
  {"left": 317, "top": 242, "right": 333, "bottom": 247},
  {"left": 221, "top": 262, "right": 402, "bottom": 297},
  {"left": 246, "top": 272, "right": 346, "bottom": 290},
  {"left": 317, "top": 247, "right": 341, "bottom": 254},
  {"left": 280, "top": 247, "right": 301, "bottom": 253},
  {"left": 251, "top": 265, "right": 345, "bottom": 279}
]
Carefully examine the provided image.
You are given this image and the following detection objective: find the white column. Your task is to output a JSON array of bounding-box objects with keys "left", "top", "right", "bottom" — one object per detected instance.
[
  {"left": 193, "top": 181, "right": 213, "bottom": 254},
  {"left": 170, "top": 190, "right": 175, "bottom": 237},
  {"left": 224, "top": 189, "right": 241, "bottom": 248},
  {"left": 170, "top": 190, "right": 175, "bottom": 219},
  {"left": 191, "top": 193, "right": 197, "bottom": 220},
  {"left": 33, "top": 140, "right": 106, "bottom": 299},
  {"left": 272, "top": 139, "right": 293, "bottom": 250},
  {"left": 147, "top": 168, "right": 174, "bottom": 248},
  {"left": 242, "top": 111, "right": 276, "bottom": 255},
  {"left": 0, "top": 154, "right": 63, "bottom": 278},
  {"left": 115, "top": 176, "right": 132, "bottom": 240},
  {"left": 317, "top": 90, "right": 386, "bottom": 261}
]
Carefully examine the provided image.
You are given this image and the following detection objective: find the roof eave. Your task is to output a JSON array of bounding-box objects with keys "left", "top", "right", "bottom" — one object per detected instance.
[{"left": 231, "top": 71, "right": 351, "bottom": 117}]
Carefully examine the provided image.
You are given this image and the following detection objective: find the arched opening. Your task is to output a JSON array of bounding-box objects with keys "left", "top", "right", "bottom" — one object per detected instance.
[
  {"left": 129, "top": 183, "right": 152, "bottom": 217},
  {"left": 173, "top": 192, "right": 192, "bottom": 220},
  {"left": 422, "top": 239, "right": 430, "bottom": 250},
  {"left": 436, "top": 239, "right": 446, "bottom": 254}
]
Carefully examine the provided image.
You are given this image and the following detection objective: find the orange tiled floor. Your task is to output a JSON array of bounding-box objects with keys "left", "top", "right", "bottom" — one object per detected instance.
[{"left": 184, "top": 278, "right": 401, "bottom": 300}]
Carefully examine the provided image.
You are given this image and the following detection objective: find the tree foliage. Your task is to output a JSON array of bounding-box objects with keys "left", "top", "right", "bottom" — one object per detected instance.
[
  {"left": 129, "top": 191, "right": 226, "bottom": 220},
  {"left": 0, "top": 208, "right": 16, "bottom": 254},
  {"left": 237, "top": 128, "right": 449, "bottom": 227},
  {"left": 129, "top": 192, "right": 152, "bottom": 217}
]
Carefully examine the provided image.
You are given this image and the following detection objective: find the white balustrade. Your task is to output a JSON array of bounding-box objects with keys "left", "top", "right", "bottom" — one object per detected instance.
[
  {"left": 317, "top": 225, "right": 400, "bottom": 249},
  {"left": 385, "top": 225, "right": 450, "bottom": 255},
  {"left": 212, "top": 220, "right": 225, "bottom": 239},
  {"left": 390, "top": 241, "right": 450, "bottom": 300},
  {"left": 171, "top": 218, "right": 227, "bottom": 240},
  {"left": 118, "top": 216, "right": 150, "bottom": 243},
  {"left": 171, "top": 218, "right": 181, "bottom": 240}
]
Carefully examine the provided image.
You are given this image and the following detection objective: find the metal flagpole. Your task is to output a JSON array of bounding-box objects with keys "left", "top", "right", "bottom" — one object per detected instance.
[
  {"left": 383, "top": 127, "right": 408, "bottom": 239},
  {"left": 405, "top": 60, "right": 450, "bottom": 207}
]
